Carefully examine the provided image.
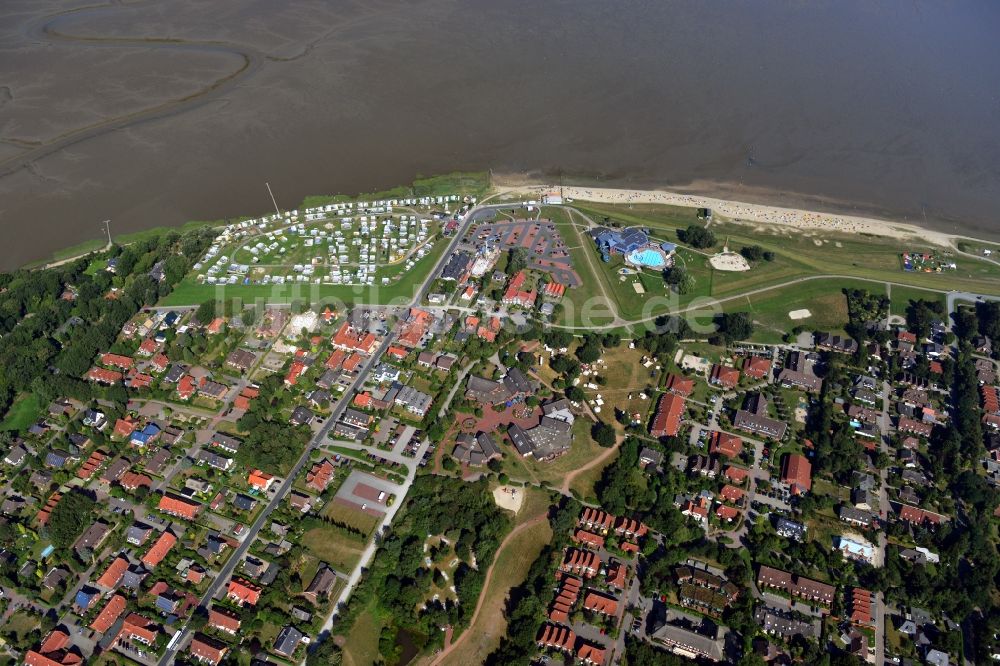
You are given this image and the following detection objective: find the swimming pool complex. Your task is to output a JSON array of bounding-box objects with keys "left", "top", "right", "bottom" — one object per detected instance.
[{"left": 626, "top": 246, "right": 669, "bottom": 269}]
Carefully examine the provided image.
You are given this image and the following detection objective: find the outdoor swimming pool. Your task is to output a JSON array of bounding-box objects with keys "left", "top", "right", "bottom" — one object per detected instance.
[{"left": 626, "top": 246, "right": 668, "bottom": 269}]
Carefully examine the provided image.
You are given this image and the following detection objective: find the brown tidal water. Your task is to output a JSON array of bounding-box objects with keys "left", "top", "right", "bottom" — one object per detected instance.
[{"left": 1, "top": 0, "right": 999, "bottom": 270}]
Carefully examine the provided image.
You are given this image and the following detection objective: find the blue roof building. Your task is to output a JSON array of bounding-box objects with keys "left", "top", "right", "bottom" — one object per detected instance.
[
  {"left": 75, "top": 586, "right": 99, "bottom": 610},
  {"left": 130, "top": 423, "right": 161, "bottom": 446},
  {"left": 593, "top": 228, "right": 649, "bottom": 255},
  {"left": 156, "top": 593, "right": 180, "bottom": 614}
]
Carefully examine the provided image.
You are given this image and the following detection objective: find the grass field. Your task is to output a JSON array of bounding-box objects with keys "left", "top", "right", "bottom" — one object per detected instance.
[
  {"left": 438, "top": 517, "right": 552, "bottom": 665},
  {"left": 320, "top": 500, "right": 382, "bottom": 537},
  {"left": 341, "top": 598, "right": 385, "bottom": 666},
  {"left": 887, "top": 284, "right": 948, "bottom": 316},
  {"left": 583, "top": 346, "right": 660, "bottom": 434},
  {"left": 25, "top": 219, "right": 217, "bottom": 269},
  {"left": 569, "top": 445, "right": 618, "bottom": 502},
  {"left": 520, "top": 419, "right": 606, "bottom": 488},
  {"left": 301, "top": 525, "right": 367, "bottom": 572},
  {"left": 564, "top": 202, "right": 1000, "bottom": 325},
  {"left": 0, "top": 393, "right": 43, "bottom": 432},
  {"left": 300, "top": 172, "right": 490, "bottom": 210},
  {"left": 724, "top": 279, "right": 868, "bottom": 343}
]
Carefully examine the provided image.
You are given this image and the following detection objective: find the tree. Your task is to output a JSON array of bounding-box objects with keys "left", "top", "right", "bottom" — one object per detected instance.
[
  {"left": 195, "top": 299, "right": 216, "bottom": 325},
  {"left": 46, "top": 490, "right": 96, "bottom": 549},
  {"left": 544, "top": 329, "right": 574, "bottom": 349},
  {"left": 565, "top": 385, "right": 585, "bottom": 402},
  {"left": 506, "top": 248, "right": 528, "bottom": 276},
  {"left": 676, "top": 224, "right": 716, "bottom": 249},
  {"left": 715, "top": 311, "right": 754, "bottom": 342},
  {"left": 306, "top": 640, "right": 342, "bottom": 666},
  {"left": 575, "top": 338, "right": 602, "bottom": 364},
  {"left": 663, "top": 265, "right": 694, "bottom": 294},
  {"left": 739, "top": 245, "right": 766, "bottom": 263},
  {"left": 591, "top": 421, "right": 617, "bottom": 448}
]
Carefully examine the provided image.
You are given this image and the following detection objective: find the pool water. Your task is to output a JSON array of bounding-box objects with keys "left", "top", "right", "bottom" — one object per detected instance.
[{"left": 626, "top": 247, "right": 667, "bottom": 269}]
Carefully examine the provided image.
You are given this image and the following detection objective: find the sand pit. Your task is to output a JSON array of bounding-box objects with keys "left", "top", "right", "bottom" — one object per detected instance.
[
  {"left": 709, "top": 252, "right": 751, "bottom": 271},
  {"left": 788, "top": 309, "right": 812, "bottom": 320},
  {"left": 493, "top": 485, "right": 524, "bottom": 514}
]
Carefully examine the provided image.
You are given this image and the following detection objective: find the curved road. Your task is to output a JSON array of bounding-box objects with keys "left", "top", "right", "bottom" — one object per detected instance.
[
  {"left": 551, "top": 268, "right": 1000, "bottom": 332},
  {"left": 428, "top": 513, "right": 548, "bottom": 666}
]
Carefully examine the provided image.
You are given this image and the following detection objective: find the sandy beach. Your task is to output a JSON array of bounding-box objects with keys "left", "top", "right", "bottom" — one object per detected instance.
[{"left": 495, "top": 179, "right": 959, "bottom": 247}]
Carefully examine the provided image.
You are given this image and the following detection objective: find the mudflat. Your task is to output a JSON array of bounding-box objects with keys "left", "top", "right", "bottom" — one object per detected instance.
[{"left": 2, "top": 0, "right": 999, "bottom": 269}]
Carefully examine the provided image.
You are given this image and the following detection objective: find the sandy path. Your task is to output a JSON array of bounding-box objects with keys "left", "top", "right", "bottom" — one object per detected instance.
[
  {"left": 560, "top": 437, "right": 621, "bottom": 495},
  {"left": 495, "top": 181, "right": 957, "bottom": 246},
  {"left": 428, "top": 513, "right": 548, "bottom": 666}
]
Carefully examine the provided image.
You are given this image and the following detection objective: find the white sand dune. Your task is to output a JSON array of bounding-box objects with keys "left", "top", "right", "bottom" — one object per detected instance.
[{"left": 497, "top": 181, "right": 958, "bottom": 246}]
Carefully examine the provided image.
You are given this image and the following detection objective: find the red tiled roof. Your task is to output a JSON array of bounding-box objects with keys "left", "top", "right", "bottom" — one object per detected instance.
[
  {"left": 208, "top": 607, "right": 241, "bottom": 633},
  {"left": 709, "top": 364, "right": 740, "bottom": 388},
  {"left": 87, "top": 367, "right": 123, "bottom": 384},
  {"left": 715, "top": 504, "right": 740, "bottom": 521},
  {"left": 397, "top": 308, "right": 432, "bottom": 347},
  {"left": 606, "top": 562, "right": 627, "bottom": 589},
  {"left": 650, "top": 393, "right": 685, "bottom": 437},
  {"left": 709, "top": 431, "right": 743, "bottom": 458},
  {"left": 189, "top": 635, "right": 228, "bottom": 665},
  {"left": 96, "top": 556, "right": 129, "bottom": 589},
  {"left": 502, "top": 271, "right": 537, "bottom": 307},
  {"left": 101, "top": 353, "right": 134, "bottom": 370},
  {"left": 39, "top": 630, "right": 70, "bottom": 655},
  {"left": 90, "top": 594, "right": 127, "bottom": 634},
  {"left": 720, "top": 484, "right": 745, "bottom": 503},
  {"left": 898, "top": 504, "right": 946, "bottom": 526},
  {"left": 151, "top": 353, "right": 170, "bottom": 372},
  {"left": 25, "top": 650, "right": 79, "bottom": 666},
  {"left": 614, "top": 516, "right": 647, "bottom": 538},
  {"left": 386, "top": 345, "right": 408, "bottom": 359},
  {"left": 560, "top": 548, "right": 601, "bottom": 578},
  {"left": 141, "top": 531, "right": 177, "bottom": 568},
  {"left": 331, "top": 321, "right": 378, "bottom": 354},
  {"left": 248, "top": 469, "right": 274, "bottom": 490},
  {"left": 118, "top": 613, "right": 157, "bottom": 645},
  {"left": 177, "top": 375, "right": 196, "bottom": 399},
  {"left": 227, "top": 578, "right": 261, "bottom": 606},
  {"left": 343, "top": 352, "right": 364, "bottom": 372},
  {"left": 113, "top": 417, "right": 137, "bottom": 438},
  {"left": 781, "top": 453, "right": 812, "bottom": 493},
  {"left": 120, "top": 472, "right": 152, "bottom": 491},
  {"left": 306, "top": 460, "right": 335, "bottom": 492},
  {"left": 36, "top": 493, "right": 62, "bottom": 526},
  {"left": 544, "top": 282, "right": 566, "bottom": 298},
  {"left": 724, "top": 466, "right": 749, "bottom": 483},
  {"left": 574, "top": 529, "right": 605, "bottom": 549},
  {"left": 158, "top": 495, "right": 201, "bottom": 520},
  {"left": 579, "top": 507, "right": 615, "bottom": 531},
  {"left": 577, "top": 641, "right": 607, "bottom": 665},
  {"left": 743, "top": 355, "right": 772, "bottom": 379},
  {"left": 583, "top": 591, "right": 618, "bottom": 615},
  {"left": 284, "top": 360, "right": 307, "bottom": 386},
  {"left": 665, "top": 373, "right": 695, "bottom": 397},
  {"left": 77, "top": 451, "right": 106, "bottom": 479}
]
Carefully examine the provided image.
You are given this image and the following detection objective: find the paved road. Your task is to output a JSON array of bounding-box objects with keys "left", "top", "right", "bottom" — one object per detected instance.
[
  {"left": 158, "top": 201, "right": 513, "bottom": 663},
  {"left": 157, "top": 328, "right": 403, "bottom": 665},
  {"left": 437, "top": 361, "right": 475, "bottom": 419},
  {"left": 551, "top": 270, "right": 1000, "bottom": 331}
]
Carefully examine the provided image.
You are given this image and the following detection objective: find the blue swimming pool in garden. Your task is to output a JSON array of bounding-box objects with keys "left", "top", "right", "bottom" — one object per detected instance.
[{"left": 626, "top": 247, "right": 667, "bottom": 269}]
